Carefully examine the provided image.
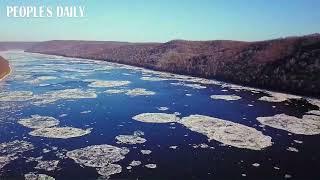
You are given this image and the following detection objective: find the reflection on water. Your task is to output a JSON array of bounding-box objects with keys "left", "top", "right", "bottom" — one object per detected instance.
[{"left": 0, "top": 51, "right": 319, "bottom": 179}]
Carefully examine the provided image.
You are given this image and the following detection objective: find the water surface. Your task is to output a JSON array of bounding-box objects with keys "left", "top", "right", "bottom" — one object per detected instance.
[{"left": 0, "top": 51, "right": 319, "bottom": 180}]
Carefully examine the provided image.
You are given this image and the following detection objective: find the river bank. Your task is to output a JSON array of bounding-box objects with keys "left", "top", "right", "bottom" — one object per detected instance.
[{"left": 0, "top": 56, "right": 11, "bottom": 81}]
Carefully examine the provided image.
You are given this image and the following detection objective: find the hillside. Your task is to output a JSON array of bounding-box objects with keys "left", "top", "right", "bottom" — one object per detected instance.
[
  {"left": 9, "top": 34, "right": 320, "bottom": 97},
  {"left": 0, "top": 56, "right": 11, "bottom": 81}
]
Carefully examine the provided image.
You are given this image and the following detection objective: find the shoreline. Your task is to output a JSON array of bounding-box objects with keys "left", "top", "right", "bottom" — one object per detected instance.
[
  {"left": 26, "top": 51, "right": 319, "bottom": 100},
  {"left": 23, "top": 34, "right": 320, "bottom": 98},
  {"left": 0, "top": 56, "right": 12, "bottom": 81}
]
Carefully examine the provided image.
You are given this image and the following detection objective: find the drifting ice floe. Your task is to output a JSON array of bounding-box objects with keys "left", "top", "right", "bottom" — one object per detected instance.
[
  {"left": 66, "top": 145, "right": 129, "bottom": 178},
  {"left": 125, "top": 88, "right": 155, "bottom": 96},
  {"left": 129, "top": 160, "right": 142, "bottom": 167},
  {"left": 258, "top": 92, "right": 301, "bottom": 102},
  {"left": 98, "top": 163, "right": 122, "bottom": 177},
  {"left": 287, "top": 147, "right": 299, "bottom": 152},
  {"left": 170, "top": 82, "right": 206, "bottom": 89},
  {"left": 0, "top": 91, "right": 33, "bottom": 102},
  {"left": 29, "top": 127, "right": 92, "bottom": 139},
  {"left": 132, "top": 113, "right": 180, "bottom": 123},
  {"left": 0, "top": 140, "right": 34, "bottom": 155},
  {"left": 115, "top": 132, "right": 147, "bottom": 144},
  {"left": 24, "top": 76, "right": 57, "bottom": 84},
  {"left": 307, "top": 98, "right": 320, "bottom": 108},
  {"left": 18, "top": 115, "right": 60, "bottom": 129},
  {"left": 210, "top": 95, "right": 242, "bottom": 101},
  {"left": 66, "top": 145, "right": 129, "bottom": 168},
  {"left": 32, "top": 89, "right": 97, "bottom": 106},
  {"left": 88, "top": 80, "right": 131, "bottom": 88},
  {"left": 104, "top": 88, "right": 155, "bottom": 96},
  {"left": 24, "top": 173, "right": 55, "bottom": 180},
  {"left": 179, "top": 115, "right": 272, "bottom": 150},
  {"left": 256, "top": 114, "right": 320, "bottom": 135},
  {"left": 140, "top": 150, "right": 152, "bottom": 155},
  {"left": 145, "top": 164, "right": 157, "bottom": 169},
  {"left": 0, "top": 140, "right": 34, "bottom": 170},
  {"left": 104, "top": 89, "right": 126, "bottom": 94},
  {"left": 35, "top": 160, "right": 59, "bottom": 171},
  {"left": 307, "top": 110, "right": 320, "bottom": 116},
  {"left": 0, "top": 155, "right": 17, "bottom": 170},
  {"left": 141, "top": 76, "right": 168, "bottom": 81},
  {"left": 157, "top": 107, "right": 169, "bottom": 111}
]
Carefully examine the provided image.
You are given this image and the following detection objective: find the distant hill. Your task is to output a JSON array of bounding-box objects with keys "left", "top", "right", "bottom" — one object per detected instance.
[
  {"left": 1, "top": 34, "right": 320, "bottom": 97},
  {"left": 0, "top": 42, "right": 35, "bottom": 51}
]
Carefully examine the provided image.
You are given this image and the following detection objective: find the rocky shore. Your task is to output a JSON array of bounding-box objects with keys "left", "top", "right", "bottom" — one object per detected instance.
[{"left": 0, "top": 56, "right": 11, "bottom": 81}]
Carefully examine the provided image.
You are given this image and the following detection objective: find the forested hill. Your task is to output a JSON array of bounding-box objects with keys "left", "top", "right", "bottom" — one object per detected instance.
[{"left": 3, "top": 34, "right": 320, "bottom": 97}]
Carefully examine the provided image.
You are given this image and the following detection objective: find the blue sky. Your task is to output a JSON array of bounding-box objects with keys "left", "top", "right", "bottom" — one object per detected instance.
[{"left": 0, "top": 0, "right": 319, "bottom": 42}]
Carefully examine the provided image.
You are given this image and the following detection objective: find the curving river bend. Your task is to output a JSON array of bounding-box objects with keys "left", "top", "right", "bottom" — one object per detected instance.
[{"left": 0, "top": 51, "right": 319, "bottom": 179}]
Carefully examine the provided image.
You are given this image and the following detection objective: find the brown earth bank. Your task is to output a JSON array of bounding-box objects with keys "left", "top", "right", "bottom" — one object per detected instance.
[
  {"left": 2, "top": 34, "right": 320, "bottom": 97},
  {"left": 0, "top": 56, "right": 11, "bottom": 80}
]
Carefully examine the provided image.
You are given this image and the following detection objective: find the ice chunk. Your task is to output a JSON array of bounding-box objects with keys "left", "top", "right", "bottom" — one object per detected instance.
[
  {"left": 24, "top": 173, "right": 55, "bottom": 180},
  {"left": 35, "top": 160, "right": 59, "bottom": 171},
  {"left": 179, "top": 115, "right": 272, "bottom": 150},
  {"left": 18, "top": 115, "right": 59, "bottom": 129},
  {"left": 0, "top": 91, "right": 33, "bottom": 102},
  {"left": 88, "top": 80, "right": 130, "bottom": 88},
  {"left": 29, "top": 127, "right": 91, "bottom": 139},
  {"left": 125, "top": 88, "right": 155, "bottom": 96},
  {"left": 132, "top": 113, "right": 180, "bottom": 123},
  {"left": 210, "top": 95, "right": 241, "bottom": 101},
  {"left": 257, "top": 114, "right": 320, "bottom": 135},
  {"left": 97, "top": 163, "right": 122, "bottom": 177}
]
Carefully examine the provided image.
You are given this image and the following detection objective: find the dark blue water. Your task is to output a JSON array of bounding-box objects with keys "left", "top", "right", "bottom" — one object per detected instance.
[{"left": 0, "top": 51, "right": 319, "bottom": 180}]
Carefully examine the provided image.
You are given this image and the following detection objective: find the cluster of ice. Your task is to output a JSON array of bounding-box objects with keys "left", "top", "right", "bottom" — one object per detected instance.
[
  {"left": 287, "top": 147, "right": 299, "bottom": 152},
  {"left": 258, "top": 92, "right": 301, "bottom": 103},
  {"left": 0, "top": 91, "right": 33, "bottom": 102},
  {"left": 307, "top": 98, "right": 320, "bottom": 108},
  {"left": 0, "top": 140, "right": 34, "bottom": 170},
  {"left": 35, "top": 160, "right": 59, "bottom": 171},
  {"left": 80, "top": 110, "right": 92, "bottom": 114},
  {"left": 145, "top": 164, "right": 157, "bottom": 169},
  {"left": 221, "top": 84, "right": 261, "bottom": 93},
  {"left": 256, "top": 114, "right": 320, "bottom": 135},
  {"left": 104, "top": 88, "right": 155, "bottom": 96},
  {"left": 24, "top": 76, "right": 57, "bottom": 84},
  {"left": 18, "top": 115, "right": 60, "bottom": 129},
  {"left": 0, "top": 155, "right": 17, "bottom": 169},
  {"left": 0, "top": 140, "right": 34, "bottom": 155},
  {"left": 66, "top": 145, "right": 129, "bottom": 178},
  {"left": 104, "top": 89, "right": 126, "bottom": 94},
  {"left": 192, "top": 143, "right": 212, "bottom": 149},
  {"left": 170, "top": 82, "right": 206, "bottom": 89},
  {"left": 169, "top": 146, "right": 178, "bottom": 149},
  {"left": 129, "top": 160, "right": 142, "bottom": 167},
  {"left": 157, "top": 107, "right": 169, "bottom": 111},
  {"left": 307, "top": 110, "right": 320, "bottom": 116},
  {"left": 24, "top": 173, "right": 55, "bottom": 180},
  {"left": 132, "top": 113, "right": 180, "bottom": 123},
  {"left": 88, "top": 80, "right": 131, "bottom": 88},
  {"left": 210, "top": 95, "right": 242, "bottom": 101},
  {"left": 98, "top": 163, "right": 122, "bottom": 177},
  {"left": 29, "top": 127, "right": 92, "bottom": 139},
  {"left": 179, "top": 115, "right": 272, "bottom": 150},
  {"left": 115, "top": 131, "right": 147, "bottom": 144},
  {"left": 140, "top": 150, "right": 152, "bottom": 155},
  {"left": 140, "top": 76, "right": 168, "bottom": 81},
  {"left": 125, "top": 88, "right": 156, "bottom": 96},
  {"left": 32, "top": 89, "right": 97, "bottom": 106}
]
